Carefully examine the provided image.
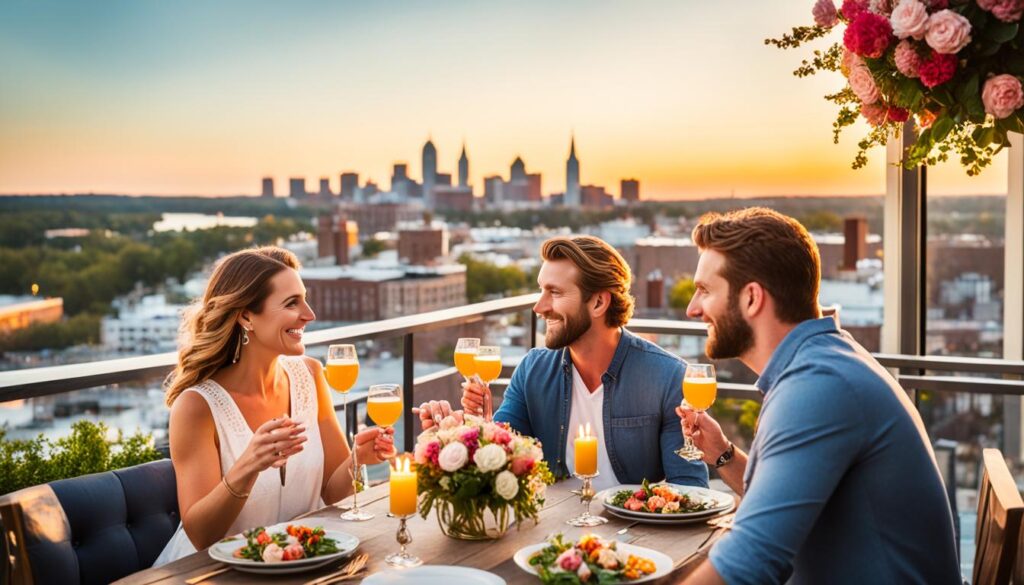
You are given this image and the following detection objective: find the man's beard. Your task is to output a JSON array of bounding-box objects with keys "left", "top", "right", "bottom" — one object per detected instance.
[
  {"left": 705, "top": 295, "right": 754, "bottom": 360},
  {"left": 543, "top": 304, "right": 592, "bottom": 350}
]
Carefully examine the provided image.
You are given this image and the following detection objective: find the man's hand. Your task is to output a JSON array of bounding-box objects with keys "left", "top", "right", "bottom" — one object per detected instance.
[
  {"left": 677, "top": 406, "right": 731, "bottom": 467},
  {"left": 413, "top": 400, "right": 464, "bottom": 430}
]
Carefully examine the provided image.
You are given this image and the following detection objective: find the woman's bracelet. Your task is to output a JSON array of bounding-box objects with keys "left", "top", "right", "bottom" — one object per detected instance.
[{"left": 222, "top": 475, "right": 250, "bottom": 499}]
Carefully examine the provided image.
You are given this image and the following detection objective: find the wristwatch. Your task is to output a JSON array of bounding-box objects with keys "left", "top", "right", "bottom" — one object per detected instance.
[{"left": 714, "top": 442, "right": 735, "bottom": 469}]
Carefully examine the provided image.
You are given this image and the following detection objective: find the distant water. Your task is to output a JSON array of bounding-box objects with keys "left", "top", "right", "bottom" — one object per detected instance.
[{"left": 153, "top": 212, "right": 257, "bottom": 232}]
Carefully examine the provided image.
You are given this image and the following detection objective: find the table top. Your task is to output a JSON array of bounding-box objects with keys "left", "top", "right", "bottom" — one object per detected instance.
[{"left": 115, "top": 480, "right": 726, "bottom": 585}]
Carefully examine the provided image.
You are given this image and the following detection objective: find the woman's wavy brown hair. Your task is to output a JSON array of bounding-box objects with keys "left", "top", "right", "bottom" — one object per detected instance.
[
  {"left": 540, "top": 235, "right": 635, "bottom": 328},
  {"left": 164, "top": 246, "right": 301, "bottom": 406}
]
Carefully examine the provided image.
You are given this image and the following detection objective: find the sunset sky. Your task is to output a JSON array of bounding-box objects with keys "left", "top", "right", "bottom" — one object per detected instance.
[{"left": 0, "top": 0, "right": 1009, "bottom": 199}]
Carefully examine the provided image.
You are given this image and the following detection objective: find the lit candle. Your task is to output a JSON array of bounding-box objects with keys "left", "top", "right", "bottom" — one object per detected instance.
[
  {"left": 574, "top": 423, "right": 598, "bottom": 476},
  {"left": 389, "top": 456, "right": 418, "bottom": 516}
]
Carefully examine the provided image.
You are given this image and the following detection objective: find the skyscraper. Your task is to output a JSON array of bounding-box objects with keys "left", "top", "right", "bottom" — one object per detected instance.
[
  {"left": 261, "top": 177, "right": 274, "bottom": 198},
  {"left": 422, "top": 138, "right": 437, "bottom": 205},
  {"left": 621, "top": 178, "right": 640, "bottom": 203},
  {"left": 458, "top": 143, "right": 469, "bottom": 189},
  {"left": 510, "top": 156, "right": 526, "bottom": 182},
  {"left": 318, "top": 177, "right": 333, "bottom": 200},
  {"left": 340, "top": 173, "right": 359, "bottom": 200},
  {"left": 289, "top": 177, "right": 306, "bottom": 199},
  {"left": 566, "top": 135, "right": 580, "bottom": 207}
]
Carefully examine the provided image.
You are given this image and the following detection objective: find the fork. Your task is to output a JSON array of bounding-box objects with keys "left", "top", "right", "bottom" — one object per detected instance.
[{"left": 303, "top": 553, "right": 369, "bottom": 585}]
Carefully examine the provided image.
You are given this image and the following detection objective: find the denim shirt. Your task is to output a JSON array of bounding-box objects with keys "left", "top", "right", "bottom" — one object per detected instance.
[
  {"left": 495, "top": 328, "right": 708, "bottom": 487},
  {"left": 709, "top": 317, "right": 961, "bottom": 585}
]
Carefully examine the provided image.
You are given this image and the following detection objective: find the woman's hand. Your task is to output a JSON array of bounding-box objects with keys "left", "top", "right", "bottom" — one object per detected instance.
[
  {"left": 353, "top": 426, "right": 395, "bottom": 465},
  {"left": 237, "top": 415, "right": 307, "bottom": 475}
]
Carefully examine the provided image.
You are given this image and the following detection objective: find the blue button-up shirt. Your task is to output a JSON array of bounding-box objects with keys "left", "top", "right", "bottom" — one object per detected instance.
[
  {"left": 495, "top": 328, "right": 708, "bottom": 487},
  {"left": 709, "top": 318, "right": 960, "bottom": 584}
]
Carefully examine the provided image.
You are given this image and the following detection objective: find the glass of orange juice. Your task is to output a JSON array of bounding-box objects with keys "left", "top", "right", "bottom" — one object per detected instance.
[
  {"left": 326, "top": 344, "right": 372, "bottom": 521},
  {"left": 676, "top": 362, "right": 717, "bottom": 461},
  {"left": 368, "top": 384, "right": 403, "bottom": 429},
  {"left": 453, "top": 338, "right": 480, "bottom": 381},
  {"left": 473, "top": 346, "right": 501, "bottom": 420}
]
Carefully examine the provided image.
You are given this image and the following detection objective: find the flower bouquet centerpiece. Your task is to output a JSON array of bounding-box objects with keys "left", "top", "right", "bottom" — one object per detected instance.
[
  {"left": 414, "top": 413, "right": 554, "bottom": 540},
  {"left": 768, "top": 0, "right": 1024, "bottom": 175}
]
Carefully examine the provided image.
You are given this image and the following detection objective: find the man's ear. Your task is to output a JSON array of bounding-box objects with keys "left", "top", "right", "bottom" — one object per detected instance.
[
  {"left": 743, "top": 282, "right": 768, "bottom": 318},
  {"left": 591, "top": 290, "right": 611, "bottom": 318}
]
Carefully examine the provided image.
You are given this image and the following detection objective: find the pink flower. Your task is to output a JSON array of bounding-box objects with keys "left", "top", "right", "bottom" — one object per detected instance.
[
  {"left": 423, "top": 440, "right": 440, "bottom": 466},
  {"left": 894, "top": 40, "right": 923, "bottom": 77},
  {"left": 556, "top": 550, "right": 583, "bottom": 572},
  {"left": 841, "top": 48, "right": 864, "bottom": 76},
  {"left": 890, "top": 0, "right": 928, "bottom": 39},
  {"left": 844, "top": 12, "right": 894, "bottom": 58},
  {"left": 977, "top": 0, "right": 1024, "bottom": 22},
  {"left": 982, "top": 74, "right": 1024, "bottom": 119},
  {"left": 492, "top": 428, "right": 512, "bottom": 446},
  {"left": 924, "top": 10, "right": 972, "bottom": 54},
  {"left": 510, "top": 456, "right": 535, "bottom": 476},
  {"left": 870, "top": 0, "right": 895, "bottom": 15},
  {"left": 849, "top": 65, "right": 882, "bottom": 104},
  {"left": 841, "top": 0, "right": 870, "bottom": 20},
  {"left": 861, "top": 102, "right": 889, "bottom": 125},
  {"left": 918, "top": 50, "right": 958, "bottom": 87},
  {"left": 887, "top": 106, "right": 911, "bottom": 122},
  {"left": 813, "top": 0, "right": 840, "bottom": 26}
]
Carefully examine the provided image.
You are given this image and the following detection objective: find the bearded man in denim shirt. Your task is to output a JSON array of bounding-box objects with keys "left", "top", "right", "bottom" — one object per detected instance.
[
  {"left": 419, "top": 235, "right": 707, "bottom": 489},
  {"left": 678, "top": 208, "right": 960, "bottom": 585}
]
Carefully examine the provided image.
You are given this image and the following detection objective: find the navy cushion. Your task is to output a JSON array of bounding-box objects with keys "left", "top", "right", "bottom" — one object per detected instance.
[{"left": 7, "top": 459, "right": 178, "bottom": 585}]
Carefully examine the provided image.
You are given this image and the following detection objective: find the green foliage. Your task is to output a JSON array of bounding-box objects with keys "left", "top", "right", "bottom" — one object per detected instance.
[
  {"left": 361, "top": 237, "right": 388, "bottom": 258},
  {"left": 458, "top": 254, "right": 532, "bottom": 303},
  {"left": 668, "top": 278, "right": 695, "bottom": 315},
  {"left": 0, "top": 420, "right": 163, "bottom": 495},
  {"left": 0, "top": 313, "right": 101, "bottom": 352}
]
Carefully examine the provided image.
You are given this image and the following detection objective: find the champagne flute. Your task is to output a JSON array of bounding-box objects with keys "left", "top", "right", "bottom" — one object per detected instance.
[
  {"left": 453, "top": 338, "right": 480, "bottom": 382},
  {"left": 472, "top": 346, "right": 501, "bottom": 420},
  {"left": 676, "top": 363, "right": 717, "bottom": 461},
  {"left": 368, "top": 383, "right": 403, "bottom": 429},
  {"left": 325, "top": 345, "right": 372, "bottom": 521}
]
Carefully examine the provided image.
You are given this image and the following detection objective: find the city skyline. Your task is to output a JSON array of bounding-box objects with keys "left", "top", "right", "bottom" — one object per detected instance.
[{"left": 0, "top": 0, "right": 1011, "bottom": 199}]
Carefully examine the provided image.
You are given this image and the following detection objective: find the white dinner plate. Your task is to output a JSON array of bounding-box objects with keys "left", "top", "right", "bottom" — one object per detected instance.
[
  {"left": 362, "top": 566, "right": 506, "bottom": 584},
  {"left": 598, "top": 484, "right": 734, "bottom": 523},
  {"left": 513, "top": 541, "right": 672, "bottom": 583},
  {"left": 603, "top": 505, "right": 731, "bottom": 525},
  {"left": 208, "top": 523, "right": 359, "bottom": 575}
]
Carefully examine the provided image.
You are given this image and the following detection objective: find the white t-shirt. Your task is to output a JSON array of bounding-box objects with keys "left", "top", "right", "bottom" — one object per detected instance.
[{"left": 564, "top": 365, "right": 619, "bottom": 492}]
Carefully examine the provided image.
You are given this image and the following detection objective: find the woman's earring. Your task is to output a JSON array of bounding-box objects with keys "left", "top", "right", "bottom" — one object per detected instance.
[
  {"left": 232, "top": 332, "right": 243, "bottom": 364},
  {"left": 242, "top": 328, "right": 251, "bottom": 346}
]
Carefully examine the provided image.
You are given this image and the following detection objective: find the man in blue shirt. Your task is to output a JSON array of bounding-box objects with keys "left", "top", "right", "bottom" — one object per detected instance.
[
  {"left": 679, "top": 208, "right": 960, "bottom": 584},
  {"left": 419, "top": 235, "right": 707, "bottom": 488}
]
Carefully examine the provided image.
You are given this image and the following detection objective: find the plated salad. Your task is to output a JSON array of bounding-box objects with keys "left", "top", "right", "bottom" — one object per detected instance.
[
  {"left": 607, "top": 479, "right": 714, "bottom": 515},
  {"left": 233, "top": 524, "right": 340, "bottom": 563},
  {"left": 528, "top": 533, "right": 656, "bottom": 583}
]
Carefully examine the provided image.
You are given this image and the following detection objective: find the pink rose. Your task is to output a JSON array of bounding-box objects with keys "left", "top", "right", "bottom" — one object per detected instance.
[
  {"left": 918, "top": 50, "right": 958, "bottom": 87},
  {"left": 925, "top": 9, "right": 972, "bottom": 54},
  {"left": 849, "top": 65, "right": 882, "bottom": 104},
  {"left": 842, "top": 0, "right": 870, "bottom": 20},
  {"left": 977, "top": 0, "right": 1024, "bottom": 22},
  {"left": 844, "top": 12, "right": 894, "bottom": 58},
  {"left": 894, "top": 40, "right": 923, "bottom": 77},
  {"left": 813, "top": 0, "right": 840, "bottom": 26},
  {"left": 841, "top": 48, "right": 864, "bottom": 76},
  {"left": 982, "top": 74, "right": 1024, "bottom": 119},
  {"left": 861, "top": 102, "right": 889, "bottom": 126},
  {"left": 510, "top": 456, "right": 535, "bottom": 476},
  {"left": 492, "top": 428, "right": 512, "bottom": 446},
  {"left": 890, "top": 0, "right": 928, "bottom": 39}
]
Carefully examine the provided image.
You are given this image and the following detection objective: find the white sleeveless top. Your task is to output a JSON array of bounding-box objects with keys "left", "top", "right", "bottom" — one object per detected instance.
[{"left": 154, "top": 356, "right": 325, "bottom": 566}]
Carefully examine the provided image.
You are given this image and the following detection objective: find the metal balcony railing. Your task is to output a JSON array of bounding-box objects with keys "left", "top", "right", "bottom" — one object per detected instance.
[{"left": 2, "top": 293, "right": 1023, "bottom": 451}]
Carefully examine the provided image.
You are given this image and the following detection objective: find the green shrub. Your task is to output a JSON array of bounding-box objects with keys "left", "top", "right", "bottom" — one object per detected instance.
[{"left": 0, "top": 420, "right": 163, "bottom": 495}]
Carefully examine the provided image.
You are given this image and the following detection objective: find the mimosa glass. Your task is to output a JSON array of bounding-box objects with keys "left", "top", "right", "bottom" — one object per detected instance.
[{"left": 676, "top": 363, "right": 717, "bottom": 461}]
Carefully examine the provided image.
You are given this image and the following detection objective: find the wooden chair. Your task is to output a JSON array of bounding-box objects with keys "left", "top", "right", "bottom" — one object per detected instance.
[{"left": 973, "top": 448, "right": 1024, "bottom": 585}]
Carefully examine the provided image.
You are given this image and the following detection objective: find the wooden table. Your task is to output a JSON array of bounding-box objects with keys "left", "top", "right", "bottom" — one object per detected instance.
[{"left": 115, "top": 481, "right": 725, "bottom": 585}]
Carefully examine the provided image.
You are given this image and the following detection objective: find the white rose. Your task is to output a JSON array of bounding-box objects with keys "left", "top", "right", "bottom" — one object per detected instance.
[
  {"left": 473, "top": 443, "right": 508, "bottom": 473},
  {"left": 438, "top": 441, "right": 469, "bottom": 472},
  {"left": 262, "top": 543, "right": 284, "bottom": 563},
  {"left": 495, "top": 470, "right": 520, "bottom": 500}
]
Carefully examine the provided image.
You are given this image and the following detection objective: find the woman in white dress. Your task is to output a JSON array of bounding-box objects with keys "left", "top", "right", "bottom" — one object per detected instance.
[{"left": 155, "top": 247, "right": 395, "bottom": 565}]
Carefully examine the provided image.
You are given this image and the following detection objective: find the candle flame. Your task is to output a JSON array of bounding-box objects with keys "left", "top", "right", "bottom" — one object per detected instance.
[
  {"left": 577, "top": 423, "right": 593, "bottom": 438},
  {"left": 391, "top": 455, "right": 411, "bottom": 474}
]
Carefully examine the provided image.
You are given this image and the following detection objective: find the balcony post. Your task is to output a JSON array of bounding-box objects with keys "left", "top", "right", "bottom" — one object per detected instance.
[
  {"left": 528, "top": 308, "right": 537, "bottom": 350},
  {"left": 1004, "top": 132, "right": 1023, "bottom": 461},
  {"left": 883, "top": 122, "right": 927, "bottom": 397},
  {"left": 403, "top": 333, "right": 415, "bottom": 452}
]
